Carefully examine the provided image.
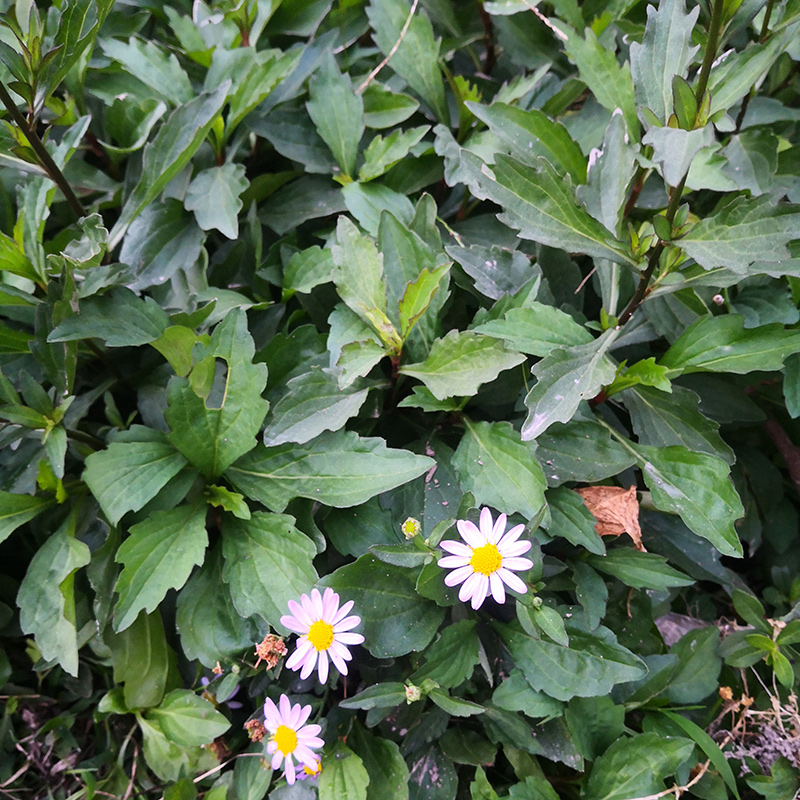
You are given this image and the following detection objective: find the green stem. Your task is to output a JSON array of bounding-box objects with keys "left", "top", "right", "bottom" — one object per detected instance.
[
  {"left": 735, "top": 0, "right": 777, "bottom": 130},
  {"left": 693, "top": 0, "right": 726, "bottom": 107},
  {"left": 0, "top": 79, "right": 86, "bottom": 220}
]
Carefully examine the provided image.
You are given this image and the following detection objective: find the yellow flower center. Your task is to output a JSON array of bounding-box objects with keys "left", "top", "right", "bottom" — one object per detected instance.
[
  {"left": 273, "top": 725, "right": 297, "bottom": 756},
  {"left": 307, "top": 620, "right": 335, "bottom": 651},
  {"left": 470, "top": 543, "right": 502, "bottom": 575}
]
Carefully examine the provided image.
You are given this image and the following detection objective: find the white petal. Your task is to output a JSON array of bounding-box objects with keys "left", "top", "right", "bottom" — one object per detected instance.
[
  {"left": 329, "top": 648, "right": 348, "bottom": 675},
  {"left": 470, "top": 574, "right": 489, "bottom": 609},
  {"left": 498, "top": 568, "right": 527, "bottom": 594},
  {"left": 439, "top": 540, "right": 472, "bottom": 556},
  {"left": 456, "top": 519, "right": 484, "bottom": 548},
  {"left": 299, "top": 651, "right": 317, "bottom": 680},
  {"left": 502, "top": 556, "right": 533, "bottom": 571},
  {"left": 498, "top": 540, "right": 532, "bottom": 558},
  {"left": 479, "top": 507, "right": 495, "bottom": 538},
  {"left": 332, "top": 614, "right": 361, "bottom": 632},
  {"left": 490, "top": 512, "right": 507, "bottom": 543},
  {"left": 444, "top": 564, "right": 473, "bottom": 587},
  {"left": 438, "top": 555, "right": 470, "bottom": 569},
  {"left": 285, "top": 758, "right": 296, "bottom": 785},
  {"left": 458, "top": 571, "right": 482, "bottom": 603},
  {"left": 498, "top": 523, "right": 526, "bottom": 545},
  {"left": 317, "top": 650, "right": 329, "bottom": 684},
  {"left": 332, "top": 599, "right": 354, "bottom": 624},
  {"left": 490, "top": 572, "right": 506, "bottom": 604},
  {"left": 334, "top": 631, "right": 364, "bottom": 645}
]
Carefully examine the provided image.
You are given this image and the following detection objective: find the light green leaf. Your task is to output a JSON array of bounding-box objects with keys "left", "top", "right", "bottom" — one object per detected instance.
[
  {"left": 165, "top": 309, "right": 269, "bottom": 477},
  {"left": 363, "top": 83, "right": 419, "bottom": 128},
  {"left": 319, "top": 742, "right": 369, "bottom": 800},
  {"left": 340, "top": 683, "right": 408, "bottom": 710},
  {"left": 474, "top": 304, "right": 592, "bottom": 357},
  {"left": 221, "top": 512, "right": 318, "bottom": 631},
  {"left": 500, "top": 623, "right": 647, "bottom": 702},
  {"left": 84, "top": 438, "right": 189, "bottom": 525},
  {"left": 521, "top": 331, "right": 618, "bottom": 441},
  {"left": 348, "top": 723, "right": 410, "bottom": 800},
  {"left": 321, "top": 555, "right": 444, "bottom": 658},
  {"left": 136, "top": 715, "right": 192, "bottom": 782},
  {"left": 264, "top": 368, "right": 369, "bottom": 447},
  {"left": 204, "top": 484, "right": 251, "bottom": 520},
  {"left": 399, "top": 264, "right": 450, "bottom": 340},
  {"left": 283, "top": 246, "right": 334, "bottom": 295},
  {"left": 360, "top": 125, "right": 430, "bottom": 182},
  {"left": 605, "top": 358, "right": 672, "bottom": 396},
  {"left": 0, "top": 492, "right": 53, "bottom": 544},
  {"left": 467, "top": 102, "right": 586, "bottom": 182},
  {"left": 659, "top": 314, "right": 800, "bottom": 375},
  {"left": 634, "top": 443, "right": 744, "bottom": 557},
  {"left": 587, "top": 549, "right": 693, "bottom": 590},
  {"left": 629, "top": 0, "right": 699, "bottom": 124},
  {"left": 429, "top": 689, "right": 485, "bottom": 717},
  {"left": 100, "top": 96, "right": 167, "bottom": 156},
  {"left": 228, "top": 430, "right": 433, "bottom": 511},
  {"left": 643, "top": 124, "right": 715, "bottom": 186},
  {"left": 48, "top": 287, "right": 170, "bottom": 347},
  {"left": 492, "top": 669, "right": 564, "bottom": 718},
  {"left": 366, "top": 0, "right": 448, "bottom": 122},
  {"left": 114, "top": 503, "right": 208, "bottom": 632},
  {"left": 185, "top": 163, "right": 249, "bottom": 239},
  {"left": 146, "top": 690, "right": 230, "bottom": 747},
  {"left": 336, "top": 339, "right": 388, "bottom": 388},
  {"left": 400, "top": 330, "right": 525, "bottom": 400},
  {"left": 583, "top": 733, "right": 694, "bottom": 800},
  {"left": 679, "top": 196, "right": 800, "bottom": 272},
  {"left": 150, "top": 326, "right": 198, "bottom": 377},
  {"left": 109, "top": 84, "right": 229, "bottom": 249},
  {"left": 307, "top": 53, "right": 364, "bottom": 179},
  {"left": 17, "top": 527, "right": 91, "bottom": 677},
  {"left": 446, "top": 243, "right": 535, "bottom": 301},
  {"left": 411, "top": 619, "right": 480, "bottom": 688},
  {"left": 453, "top": 420, "right": 546, "bottom": 520},
  {"left": 525, "top": 603, "right": 570, "bottom": 647}
]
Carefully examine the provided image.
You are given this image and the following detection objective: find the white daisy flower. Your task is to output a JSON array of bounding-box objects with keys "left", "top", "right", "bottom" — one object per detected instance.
[
  {"left": 263, "top": 694, "right": 324, "bottom": 785},
  {"left": 438, "top": 507, "right": 533, "bottom": 609},
  {"left": 281, "top": 588, "right": 365, "bottom": 684}
]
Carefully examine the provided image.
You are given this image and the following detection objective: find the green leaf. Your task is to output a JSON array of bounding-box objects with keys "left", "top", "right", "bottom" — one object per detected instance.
[
  {"left": 467, "top": 102, "right": 586, "bottom": 182},
  {"left": 283, "top": 246, "right": 335, "bottom": 295},
  {"left": 521, "top": 331, "right": 618, "bottom": 441},
  {"left": 399, "top": 264, "right": 450, "bottom": 341},
  {"left": 731, "top": 588, "right": 770, "bottom": 632},
  {"left": 366, "top": 0, "right": 448, "bottom": 123},
  {"left": 136, "top": 714, "right": 192, "bottom": 782},
  {"left": 583, "top": 733, "right": 694, "bottom": 800},
  {"left": 176, "top": 547, "right": 260, "bottom": 667},
  {"left": 525, "top": 603, "right": 570, "bottom": 647},
  {"left": 263, "top": 368, "right": 369, "bottom": 447},
  {"left": 107, "top": 610, "right": 179, "bottom": 710},
  {"left": 547, "top": 487, "right": 606, "bottom": 555},
  {"left": 185, "top": 163, "right": 249, "bottom": 239},
  {"left": 572, "top": 561, "right": 608, "bottom": 632},
  {"left": 221, "top": 512, "right": 318, "bottom": 631},
  {"left": 17, "top": 527, "right": 91, "bottom": 677},
  {"left": 446, "top": 244, "right": 535, "bottom": 301},
  {"left": 340, "top": 682, "right": 408, "bottom": 710},
  {"left": 360, "top": 125, "right": 430, "bottom": 182},
  {"left": 204, "top": 484, "right": 251, "bottom": 520},
  {"left": 411, "top": 619, "right": 480, "bottom": 688},
  {"left": 150, "top": 326, "right": 198, "bottom": 377},
  {"left": 665, "top": 627, "right": 722, "bottom": 703},
  {"left": 622, "top": 384, "right": 734, "bottom": 464},
  {"left": 452, "top": 420, "right": 546, "bottom": 520},
  {"left": 109, "top": 84, "right": 229, "bottom": 249},
  {"left": 114, "top": 503, "right": 208, "bottom": 632},
  {"left": 643, "top": 124, "right": 715, "bottom": 187},
  {"left": 536, "top": 421, "right": 636, "bottom": 488},
  {"left": 679, "top": 196, "right": 800, "bottom": 272},
  {"left": 508, "top": 776, "right": 559, "bottom": 800},
  {"left": 48, "top": 287, "right": 170, "bottom": 346},
  {"left": 633, "top": 443, "right": 744, "bottom": 557},
  {"left": 629, "top": 0, "right": 699, "bottom": 124},
  {"left": 348, "top": 723, "right": 411, "bottom": 800},
  {"left": 562, "top": 27, "right": 638, "bottom": 139},
  {"left": 0, "top": 492, "right": 53, "bottom": 544},
  {"left": 586, "top": 549, "right": 694, "bottom": 590},
  {"left": 499, "top": 623, "right": 647, "bottom": 702},
  {"left": 565, "top": 696, "right": 625, "bottom": 762},
  {"left": 659, "top": 315, "right": 800, "bottom": 375},
  {"left": 165, "top": 309, "right": 269, "bottom": 477},
  {"left": 319, "top": 742, "right": 369, "bottom": 800},
  {"left": 145, "top": 690, "right": 230, "bottom": 747},
  {"left": 492, "top": 669, "right": 563, "bottom": 719},
  {"left": 400, "top": 330, "right": 525, "bottom": 401},
  {"left": 474, "top": 304, "right": 593, "bottom": 357},
  {"left": 307, "top": 52, "right": 364, "bottom": 179},
  {"left": 429, "top": 689, "right": 485, "bottom": 717},
  {"left": 363, "top": 83, "right": 419, "bottom": 128},
  {"left": 84, "top": 438, "right": 189, "bottom": 525},
  {"left": 100, "top": 96, "right": 167, "bottom": 156},
  {"left": 321, "top": 555, "right": 445, "bottom": 658},
  {"left": 228, "top": 430, "right": 433, "bottom": 511}
]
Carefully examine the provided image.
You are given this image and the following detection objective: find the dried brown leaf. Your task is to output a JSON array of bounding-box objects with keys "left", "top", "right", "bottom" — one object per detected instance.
[{"left": 575, "top": 485, "right": 645, "bottom": 551}]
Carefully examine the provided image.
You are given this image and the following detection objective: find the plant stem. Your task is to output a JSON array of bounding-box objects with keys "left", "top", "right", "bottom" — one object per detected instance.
[
  {"left": 0, "top": 79, "right": 86, "bottom": 220},
  {"left": 735, "top": 0, "right": 776, "bottom": 130}
]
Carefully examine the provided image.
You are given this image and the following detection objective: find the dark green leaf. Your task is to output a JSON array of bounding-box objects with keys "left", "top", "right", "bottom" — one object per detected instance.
[
  {"left": 348, "top": 722, "right": 410, "bottom": 800},
  {"left": 340, "top": 683, "right": 407, "bottom": 710},
  {"left": 587, "top": 549, "right": 694, "bottom": 590},
  {"left": 0, "top": 491, "right": 53, "bottom": 544},
  {"left": 185, "top": 163, "right": 248, "bottom": 239},
  {"left": 411, "top": 619, "right": 480, "bottom": 688},
  {"left": 319, "top": 741, "right": 369, "bottom": 800}
]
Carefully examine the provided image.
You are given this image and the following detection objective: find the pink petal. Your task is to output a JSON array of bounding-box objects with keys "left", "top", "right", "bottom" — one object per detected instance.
[
  {"left": 334, "top": 631, "right": 363, "bottom": 645},
  {"left": 287, "top": 599, "right": 313, "bottom": 628},
  {"left": 271, "top": 751, "right": 284, "bottom": 770},
  {"left": 490, "top": 512, "right": 507, "bottom": 544},
  {"left": 322, "top": 588, "right": 340, "bottom": 619},
  {"left": 332, "top": 614, "right": 361, "bottom": 632},
  {"left": 332, "top": 599, "right": 354, "bottom": 624},
  {"left": 458, "top": 571, "right": 482, "bottom": 604},
  {"left": 279, "top": 694, "right": 292, "bottom": 720},
  {"left": 498, "top": 523, "right": 526, "bottom": 546},
  {"left": 489, "top": 572, "right": 506, "bottom": 604},
  {"left": 284, "top": 758, "right": 296, "bottom": 785},
  {"left": 438, "top": 555, "right": 470, "bottom": 569},
  {"left": 444, "top": 564, "right": 473, "bottom": 587},
  {"left": 281, "top": 615, "right": 309, "bottom": 634},
  {"left": 479, "top": 507, "right": 495, "bottom": 538},
  {"left": 317, "top": 650, "right": 329, "bottom": 683},
  {"left": 439, "top": 540, "right": 472, "bottom": 556},
  {"left": 502, "top": 556, "right": 533, "bottom": 571},
  {"left": 498, "top": 568, "right": 527, "bottom": 594},
  {"left": 299, "top": 651, "right": 317, "bottom": 680},
  {"left": 329, "top": 649, "right": 348, "bottom": 675},
  {"left": 498, "top": 540, "right": 531, "bottom": 558},
  {"left": 331, "top": 640, "right": 353, "bottom": 661},
  {"left": 470, "top": 574, "right": 489, "bottom": 609},
  {"left": 456, "top": 519, "right": 484, "bottom": 548}
]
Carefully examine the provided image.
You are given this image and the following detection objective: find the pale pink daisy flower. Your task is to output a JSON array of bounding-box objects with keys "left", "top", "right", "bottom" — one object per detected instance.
[
  {"left": 438, "top": 507, "right": 533, "bottom": 609},
  {"left": 263, "top": 694, "right": 323, "bottom": 785},
  {"left": 281, "top": 588, "right": 364, "bottom": 684}
]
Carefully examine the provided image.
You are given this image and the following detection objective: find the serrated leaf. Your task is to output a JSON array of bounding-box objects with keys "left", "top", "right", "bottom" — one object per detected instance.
[
  {"left": 400, "top": 330, "right": 525, "bottom": 400},
  {"left": 398, "top": 262, "right": 449, "bottom": 341},
  {"left": 0, "top": 492, "right": 53, "bottom": 544},
  {"left": 411, "top": 619, "right": 480, "bottom": 688},
  {"left": 221, "top": 512, "right": 318, "bottom": 631},
  {"left": 84, "top": 439, "right": 189, "bottom": 525},
  {"left": 48, "top": 287, "right": 170, "bottom": 346},
  {"left": 629, "top": 0, "right": 700, "bottom": 124},
  {"left": 587, "top": 549, "right": 693, "bottom": 590},
  {"left": 204, "top": 484, "right": 250, "bottom": 519},
  {"left": 474, "top": 304, "right": 592, "bottom": 357},
  {"left": 366, "top": 0, "right": 448, "bottom": 123},
  {"left": 679, "top": 196, "right": 800, "bottom": 272},
  {"left": 165, "top": 309, "right": 269, "bottom": 477},
  {"left": 452, "top": 420, "right": 546, "bottom": 520},
  {"left": 521, "top": 331, "right": 618, "bottom": 441},
  {"left": 467, "top": 102, "right": 586, "bottom": 182},
  {"left": 634, "top": 444, "right": 744, "bottom": 557},
  {"left": 660, "top": 314, "right": 800, "bottom": 375},
  {"left": 185, "top": 163, "right": 248, "bottom": 239},
  {"left": 17, "top": 527, "right": 91, "bottom": 677},
  {"left": 307, "top": 52, "right": 364, "bottom": 178},
  {"left": 321, "top": 555, "right": 444, "bottom": 658},
  {"left": 145, "top": 690, "right": 230, "bottom": 747},
  {"left": 360, "top": 125, "right": 430, "bottom": 182},
  {"left": 320, "top": 742, "right": 369, "bottom": 800},
  {"left": 228, "top": 430, "right": 433, "bottom": 511},
  {"left": 264, "top": 368, "right": 369, "bottom": 446},
  {"left": 114, "top": 503, "right": 208, "bottom": 632},
  {"left": 643, "top": 124, "right": 715, "bottom": 186}
]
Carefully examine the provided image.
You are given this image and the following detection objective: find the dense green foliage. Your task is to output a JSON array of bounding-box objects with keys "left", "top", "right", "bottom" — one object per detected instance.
[{"left": 1, "top": 0, "right": 800, "bottom": 797}]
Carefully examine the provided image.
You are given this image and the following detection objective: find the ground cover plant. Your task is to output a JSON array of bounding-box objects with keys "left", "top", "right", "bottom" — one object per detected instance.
[{"left": 1, "top": 0, "right": 800, "bottom": 797}]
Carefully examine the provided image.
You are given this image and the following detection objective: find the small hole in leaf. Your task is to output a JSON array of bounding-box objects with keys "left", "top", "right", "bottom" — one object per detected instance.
[{"left": 205, "top": 358, "right": 229, "bottom": 409}]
